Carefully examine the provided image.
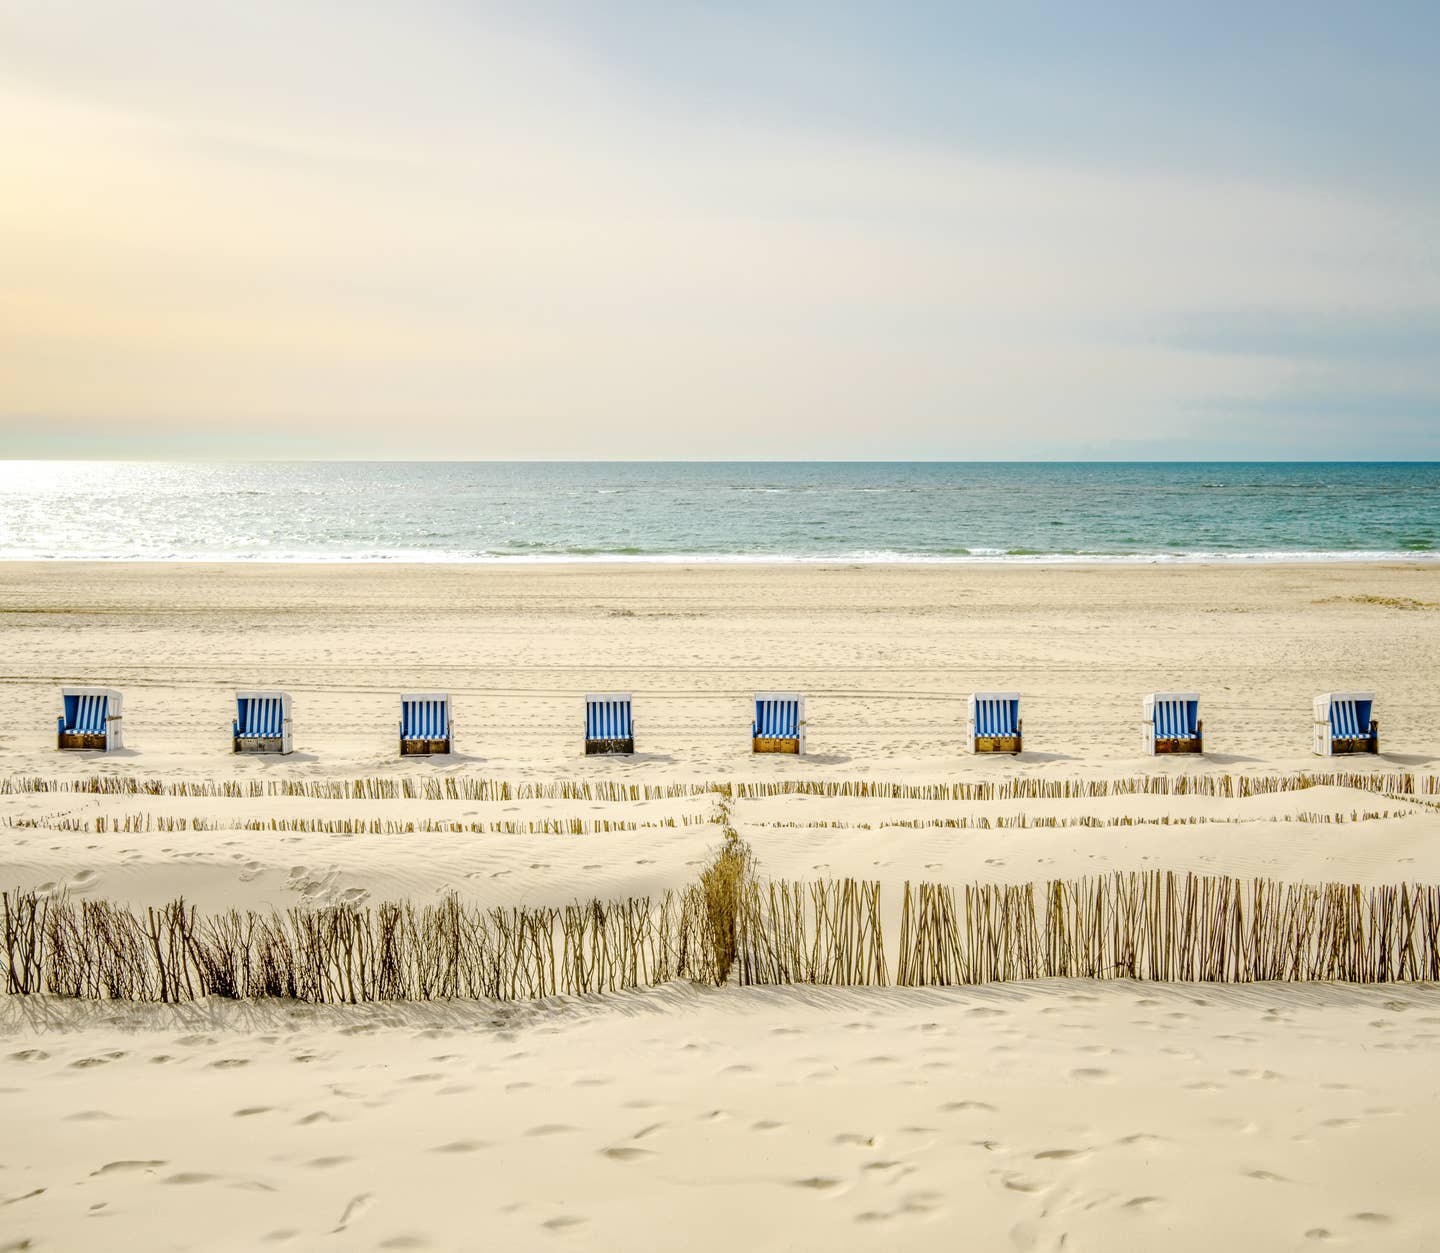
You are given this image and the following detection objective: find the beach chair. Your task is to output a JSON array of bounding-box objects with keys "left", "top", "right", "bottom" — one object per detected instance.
[
  {"left": 57, "top": 687, "right": 123, "bottom": 752},
  {"left": 400, "top": 693, "right": 452, "bottom": 755},
  {"left": 585, "top": 693, "right": 634, "bottom": 755},
  {"left": 1144, "top": 693, "right": 1202, "bottom": 755},
  {"left": 1314, "top": 692, "right": 1378, "bottom": 756},
  {"left": 968, "top": 692, "right": 1021, "bottom": 754},
  {"left": 233, "top": 690, "right": 293, "bottom": 755},
  {"left": 753, "top": 693, "right": 805, "bottom": 754}
]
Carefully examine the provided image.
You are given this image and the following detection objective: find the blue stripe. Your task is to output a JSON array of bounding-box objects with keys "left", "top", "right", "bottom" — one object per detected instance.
[
  {"left": 976, "top": 698, "right": 1017, "bottom": 737},
  {"left": 72, "top": 694, "right": 108, "bottom": 735},
  {"left": 403, "top": 698, "right": 448, "bottom": 740},
  {"left": 755, "top": 698, "right": 798, "bottom": 739}
]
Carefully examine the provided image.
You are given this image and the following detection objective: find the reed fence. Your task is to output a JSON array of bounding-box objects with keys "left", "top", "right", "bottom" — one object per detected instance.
[
  {"left": 7, "top": 870, "right": 1438, "bottom": 1004},
  {"left": 4, "top": 769, "right": 1437, "bottom": 805}
]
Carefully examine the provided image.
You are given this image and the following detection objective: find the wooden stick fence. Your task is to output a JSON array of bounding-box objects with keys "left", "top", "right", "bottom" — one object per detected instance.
[
  {"left": 895, "top": 872, "right": 1440, "bottom": 986},
  {"left": 3, "top": 770, "right": 1437, "bottom": 803},
  {"left": 2, "top": 887, "right": 721, "bottom": 1003},
  {"left": 7, "top": 870, "right": 1439, "bottom": 1004}
]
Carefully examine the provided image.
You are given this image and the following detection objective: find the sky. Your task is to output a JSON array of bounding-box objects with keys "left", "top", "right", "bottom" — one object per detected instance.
[{"left": 2, "top": 1, "right": 1438, "bottom": 460}]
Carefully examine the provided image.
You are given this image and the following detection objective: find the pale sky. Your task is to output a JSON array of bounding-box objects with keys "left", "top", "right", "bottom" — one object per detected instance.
[{"left": 2, "top": 1, "right": 1438, "bottom": 459}]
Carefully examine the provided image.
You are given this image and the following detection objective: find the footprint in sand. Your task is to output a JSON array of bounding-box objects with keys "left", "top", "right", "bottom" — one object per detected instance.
[
  {"left": 601, "top": 1147, "right": 654, "bottom": 1163},
  {"left": 306, "top": 1157, "right": 352, "bottom": 1169},
  {"left": 1034, "top": 1148, "right": 1089, "bottom": 1160},
  {"left": 93, "top": 1160, "right": 167, "bottom": 1176},
  {"left": 525, "top": 1124, "right": 578, "bottom": 1137},
  {"left": 164, "top": 1172, "right": 220, "bottom": 1185},
  {"left": 751, "top": 1120, "right": 784, "bottom": 1132},
  {"left": 942, "top": 1101, "right": 996, "bottom": 1113},
  {"left": 1001, "top": 1174, "right": 1043, "bottom": 1193},
  {"left": 1069, "top": 1068, "right": 1111, "bottom": 1082},
  {"left": 431, "top": 1141, "right": 488, "bottom": 1154},
  {"left": 8, "top": 1050, "right": 48, "bottom": 1062},
  {"left": 332, "top": 1193, "right": 373, "bottom": 1234},
  {"left": 235, "top": 1107, "right": 273, "bottom": 1118},
  {"left": 833, "top": 1134, "right": 877, "bottom": 1148},
  {"left": 791, "top": 1177, "right": 843, "bottom": 1191},
  {"left": 1124, "top": 1196, "right": 1164, "bottom": 1209},
  {"left": 1350, "top": 1213, "right": 1393, "bottom": 1225},
  {"left": 541, "top": 1216, "right": 586, "bottom": 1231}
]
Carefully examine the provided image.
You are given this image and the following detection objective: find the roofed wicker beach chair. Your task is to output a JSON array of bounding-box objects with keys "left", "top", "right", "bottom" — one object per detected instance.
[
  {"left": 1144, "top": 693, "right": 1202, "bottom": 755},
  {"left": 57, "top": 687, "right": 123, "bottom": 752},
  {"left": 1314, "top": 692, "right": 1378, "bottom": 756},
  {"left": 585, "top": 693, "right": 634, "bottom": 755},
  {"left": 233, "top": 690, "right": 293, "bottom": 755},
  {"left": 400, "top": 693, "right": 452, "bottom": 756},
  {"left": 968, "top": 692, "right": 1021, "bottom": 754},
  {"left": 753, "top": 693, "right": 805, "bottom": 754}
]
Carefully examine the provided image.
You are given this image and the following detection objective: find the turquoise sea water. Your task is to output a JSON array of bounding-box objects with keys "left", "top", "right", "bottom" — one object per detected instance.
[{"left": 0, "top": 461, "right": 1436, "bottom": 562}]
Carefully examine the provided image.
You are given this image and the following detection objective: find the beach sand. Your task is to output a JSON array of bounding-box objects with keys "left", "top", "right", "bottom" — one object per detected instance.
[{"left": 2, "top": 560, "right": 1439, "bottom": 1250}]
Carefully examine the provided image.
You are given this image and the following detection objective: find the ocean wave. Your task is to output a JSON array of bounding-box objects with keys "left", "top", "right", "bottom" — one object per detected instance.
[{"left": 5, "top": 548, "right": 1438, "bottom": 566}]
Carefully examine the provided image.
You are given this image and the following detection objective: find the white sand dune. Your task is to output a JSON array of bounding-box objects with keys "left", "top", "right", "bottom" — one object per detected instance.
[{"left": 3, "top": 561, "right": 1440, "bottom": 1249}]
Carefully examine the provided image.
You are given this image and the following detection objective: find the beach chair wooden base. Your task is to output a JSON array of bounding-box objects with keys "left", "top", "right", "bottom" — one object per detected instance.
[
  {"left": 585, "top": 738, "right": 634, "bottom": 755},
  {"left": 753, "top": 737, "right": 800, "bottom": 754},
  {"left": 57, "top": 731, "right": 108, "bottom": 751},
  {"left": 973, "top": 735, "right": 1022, "bottom": 754},
  {"left": 1154, "top": 736, "right": 1203, "bottom": 755},
  {"left": 1329, "top": 729, "right": 1379, "bottom": 755},
  {"left": 400, "top": 738, "right": 451, "bottom": 756},
  {"left": 234, "top": 736, "right": 289, "bottom": 755}
]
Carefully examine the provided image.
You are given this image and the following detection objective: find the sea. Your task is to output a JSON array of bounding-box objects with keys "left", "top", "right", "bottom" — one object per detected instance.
[{"left": 0, "top": 461, "right": 1436, "bottom": 563}]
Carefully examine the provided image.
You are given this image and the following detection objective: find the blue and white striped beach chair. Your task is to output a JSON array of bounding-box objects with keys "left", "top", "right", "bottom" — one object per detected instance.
[
  {"left": 753, "top": 693, "right": 805, "bottom": 754},
  {"left": 968, "top": 692, "right": 1021, "bottom": 754},
  {"left": 233, "top": 690, "right": 293, "bottom": 755},
  {"left": 57, "top": 687, "right": 123, "bottom": 752},
  {"left": 400, "top": 693, "right": 452, "bottom": 756},
  {"left": 585, "top": 693, "right": 635, "bottom": 755},
  {"left": 1144, "top": 693, "right": 1202, "bottom": 755},
  {"left": 1314, "top": 692, "right": 1378, "bottom": 756}
]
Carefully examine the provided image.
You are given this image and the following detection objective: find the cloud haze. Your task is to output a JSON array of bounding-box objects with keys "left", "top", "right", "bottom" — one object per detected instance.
[{"left": 2, "top": 1, "right": 1437, "bottom": 458}]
